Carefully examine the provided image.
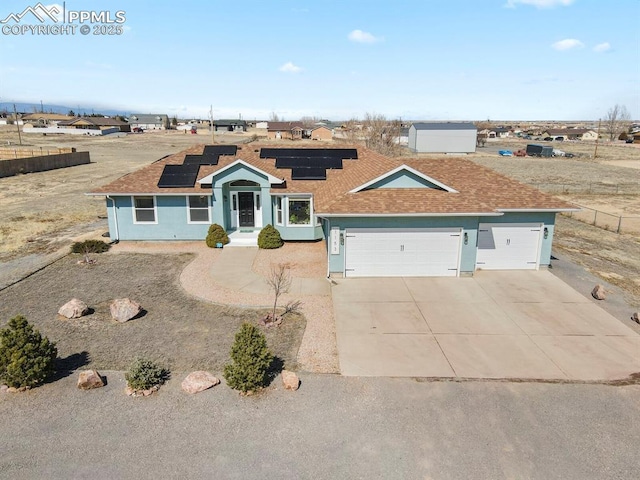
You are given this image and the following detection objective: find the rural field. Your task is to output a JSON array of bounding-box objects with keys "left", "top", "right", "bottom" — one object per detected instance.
[{"left": 0, "top": 127, "right": 638, "bottom": 306}]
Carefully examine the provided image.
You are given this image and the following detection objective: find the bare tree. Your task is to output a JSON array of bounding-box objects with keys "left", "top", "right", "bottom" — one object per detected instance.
[
  {"left": 604, "top": 104, "right": 631, "bottom": 141},
  {"left": 340, "top": 113, "right": 403, "bottom": 157},
  {"left": 265, "top": 264, "right": 292, "bottom": 321},
  {"left": 269, "top": 112, "right": 280, "bottom": 122}
]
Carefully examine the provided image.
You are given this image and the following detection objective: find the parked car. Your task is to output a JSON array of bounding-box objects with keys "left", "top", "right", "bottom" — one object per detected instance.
[
  {"left": 554, "top": 136, "right": 564, "bottom": 141},
  {"left": 132, "top": 127, "right": 144, "bottom": 133},
  {"left": 626, "top": 138, "right": 634, "bottom": 144},
  {"left": 565, "top": 153, "right": 575, "bottom": 158},
  {"left": 543, "top": 137, "right": 553, "bottom": 141}
]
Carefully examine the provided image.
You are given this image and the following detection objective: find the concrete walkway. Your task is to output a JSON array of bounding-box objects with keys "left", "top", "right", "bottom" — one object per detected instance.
[{"left": 333, "top": 270, "right": 640, "bottom": 380}]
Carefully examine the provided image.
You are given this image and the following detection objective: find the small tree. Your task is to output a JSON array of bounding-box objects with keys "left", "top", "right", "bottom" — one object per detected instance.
[
  {"left": 604, "top": 104, "right": 631, "bottom": 141},
  {"left": 266, "top": 264, "right": 292, "bottom": 321},
  {"left": 205, "top": 224, "right": 229, "bottom": 247},
  {"left": 0, "top": 315, "right": 57, "bottom": 388},
  {"left": 125, "top": 357, "right": 169, "bottom": 391},
  {"left": 257, "top": 224, "right": 283, "bottom": 249},
  {"left": 224, "top": 323, "right": 273, "bottom": 393}
]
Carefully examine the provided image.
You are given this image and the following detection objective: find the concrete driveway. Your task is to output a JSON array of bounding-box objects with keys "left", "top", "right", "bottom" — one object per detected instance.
[{"left": 332, "top": 270, "right": 640, "bottom": 380}]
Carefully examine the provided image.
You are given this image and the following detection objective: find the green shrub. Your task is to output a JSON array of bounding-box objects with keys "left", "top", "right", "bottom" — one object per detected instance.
[
  {"left": 205, "top": 224, "right": 229, "bottom": 248},
  {"left": 124, "top": 357, "right": 170, "bottom": 391},
  {"left": 71, "top": 239, "right": 111, "bottom": 254},
  {"left": 257, "top": 224, "right": 283, "bottom": 249},
  {"left": 0, "top": 315, "right": 57, "bottom": 388},
  {"left": 224, "top": 323, "right": 274, "bottom": 393}
]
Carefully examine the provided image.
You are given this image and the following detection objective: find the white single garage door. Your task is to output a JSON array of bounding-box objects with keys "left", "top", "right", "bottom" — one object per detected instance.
[
  {"left": 344, "top": 228, "right": 462, "bottom": 277},
  {"left": 476, "top": 223, "right": 542, "bottom": 270}
]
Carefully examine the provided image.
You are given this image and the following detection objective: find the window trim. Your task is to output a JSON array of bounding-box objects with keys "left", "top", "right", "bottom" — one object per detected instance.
[
  {"left": 275, "top": 196, "right": 284, "bottom": 226},
  {"left": 132, "top": 195, "right": 157, "bottom": 224},
  {"left": 187, "top": 195, "right": 211, "bottom": 224},
  {"left": 287, "top": 197, "right": 312, "bottom": 227}
]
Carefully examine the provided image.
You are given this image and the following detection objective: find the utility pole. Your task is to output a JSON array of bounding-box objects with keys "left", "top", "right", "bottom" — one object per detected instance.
[
  {"left": 594, "top": 118, "right": 601, "bottom": 159},
  {"left": 13, "top": 104, "right": 23, "bottom": 145},
  {"left": 40, "top": 99, "right": 43, "bottom": 113},
  {"left": 210, "top": 104, "right": 214, "bottom": 144}
]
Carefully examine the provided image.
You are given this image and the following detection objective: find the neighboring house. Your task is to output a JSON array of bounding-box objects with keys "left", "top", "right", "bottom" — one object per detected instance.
[
  {"left": 309, "top": 126, "right": 333, "bottom": 141},
  {"left": 89, "top": 144, "right": 576, "bottom": 278},
  {"left": 409, "top": 122, "right": 477, "bottom": 153},
  {"left": 57, "top": 117, "right": 131, "bottom": 132},
  {"left": 255, "top": 121, "right": 268, "bottom": 130},
  {"left": 491, "top": 127, "right": 511, "bottom": 138},
  {"left": 21, "top": 113, "right": 73, "bottom": 126},
  {"left": 267, "top": 121, "right": 304, "bottom": 140},
  {"left": 214, "top": 119, "right": 247, "bottom": 132},
  {"left": 542, "top": 129, "right": 598, "bottom": 141},
  {"left": 129, "top": 113, "right": 169, "bottom": 130}
]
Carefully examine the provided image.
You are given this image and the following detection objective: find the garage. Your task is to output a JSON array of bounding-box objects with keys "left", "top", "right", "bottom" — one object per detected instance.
[
  {"left": 344, "top": 228, "right": 462, "bottom": 277},
  {"left": 475, "top": 223, "right": 542, "bottom": 270}
]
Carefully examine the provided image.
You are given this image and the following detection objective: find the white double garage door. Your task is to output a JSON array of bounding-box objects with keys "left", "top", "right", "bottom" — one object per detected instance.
[{"left": 344, "top": 224, "right": 543, "bottom": 277}]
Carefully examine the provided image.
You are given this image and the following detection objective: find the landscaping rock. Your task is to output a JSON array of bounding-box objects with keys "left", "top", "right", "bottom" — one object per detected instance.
[
  {"left": 58, "top": 298, "right": 89, "bottom": 319},
  {"left": 125, "top": 385, "right": 159, "bottom": 397},
  {"left": 77, "top": 370, "right": 104, "bottom": 390},
  {"left": 591, "top": 285, "right": 606, "bottom": 300},
  {"left": 110, "top": 298, "right": 142, "bottom": 322},
  {"left": 632, "top": 312, "right": 639, "bottom": 324},
  {"left": 282, "top": 370, "right": 299, "bottom": 391},
  {"left": 0, "top": 385, "right": 8, "bottom": 393},
  {"left": 181, "top": 371, "right": 220, "bottom": 394}
]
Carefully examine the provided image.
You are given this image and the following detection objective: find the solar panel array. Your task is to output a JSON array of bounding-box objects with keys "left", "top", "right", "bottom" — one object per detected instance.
[
  {"left": 261, "top": 148, "right": 358, "bottom": 180},
  {"left": 157, "top": 145, "right": 238, "bottom": 187}
]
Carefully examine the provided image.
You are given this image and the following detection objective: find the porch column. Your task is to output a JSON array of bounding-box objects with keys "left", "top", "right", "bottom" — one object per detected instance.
[
  {"left": 212, "top": 186, "right": 225, "bottom": 226},
  {"left": 261, "top": 186, "right": 273, "bottom": 227}
]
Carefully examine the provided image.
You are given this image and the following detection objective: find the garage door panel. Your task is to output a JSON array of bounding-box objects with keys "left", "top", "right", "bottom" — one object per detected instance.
[
  {"left": 476, "top": 224, "right": 541, "bottom": 270},
  {"left": 345, "top": 228, "right": 461, "bottom": 277}
]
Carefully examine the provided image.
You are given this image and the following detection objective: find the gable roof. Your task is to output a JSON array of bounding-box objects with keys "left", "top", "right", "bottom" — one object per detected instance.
[
  {"left": 412, "top": 122, "right": 477, "bottom": 131},
  {"left": 268, "top": 121, "right": 304, "bottom": 131},
  {"left": 198, "top": 159, "right": 283, "bottom": 185},
  {"left": 349, "top": 165, "right": 458, "bottom": 193},
  {"left": 89, "top": 144, "right": 576, "bottom": 215},
  {"left": 58, "top": 117, "right": 128, "bottom": 127},
  {"left": 129, "top": 114, "right": 168, "bottom": 124}
]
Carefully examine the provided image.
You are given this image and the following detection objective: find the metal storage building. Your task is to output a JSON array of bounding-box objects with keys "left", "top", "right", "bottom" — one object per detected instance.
[{"left": 408, "top": 122, "right": 477, "bottom": 153}]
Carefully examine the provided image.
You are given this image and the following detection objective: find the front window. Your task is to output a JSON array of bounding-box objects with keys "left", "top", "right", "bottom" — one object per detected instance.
[
  {"left": 133, "top": 196, "right": 156, "bottom": 223},
  {"left": 288, "top": 198, "right": 311, "bottom": 225},
  {"left": 276, "top": 197, "right": 283, "bottom": 225},
  {"left": 188, "top": 195, "right": 209, "bottom": 223}
]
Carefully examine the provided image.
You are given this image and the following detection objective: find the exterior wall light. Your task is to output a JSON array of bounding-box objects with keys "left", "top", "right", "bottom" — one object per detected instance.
[
  {"left": 463, "top": 232, "right": 468, "bottom": 245},
  {"left": 544, "top": 227, "right": 549, "bottom": 239}
]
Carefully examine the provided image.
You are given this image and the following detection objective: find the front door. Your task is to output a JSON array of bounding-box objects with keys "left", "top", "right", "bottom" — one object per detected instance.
[{"left": 238, "top": 192, "right": 255, "bottom": 227}]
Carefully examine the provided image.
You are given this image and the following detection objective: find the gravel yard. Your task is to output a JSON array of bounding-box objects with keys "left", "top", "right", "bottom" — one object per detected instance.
[{"left": 0, "top": 252, "right": 306, "bottom": 373}]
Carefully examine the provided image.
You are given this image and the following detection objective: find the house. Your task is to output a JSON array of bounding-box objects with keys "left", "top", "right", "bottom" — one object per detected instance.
[
  {"left": 255, "top": 121, "right": 268, "bottom": 130},
  {"left": 542, "top": 129, "right": 598, "bottom": 141},
  {"left": 21, "top": 113, "right": 73, "bottom": 126},
  {"left": 128, "top": 113, "right": 169, "bottom": 130},
  {"left": 89, "top": 144, "right": 576, "bottom": 277},
  {"left": 214, "top": 119, "right": 247, "bottom": 133},
  {"left": 57, "top": 117, "right": 131, "bottom": 132},
  {"left": 309, "top": 126, "right": 333, "bottom": 141},
  {"left": 488, "top": 127, "right": 510, "bottom": 139},
  {"left": 409, "top": 122, "right": 477, "bottom": 153},
  {"left": 267, "top": 121, "right": 304, "bottom": 140}
]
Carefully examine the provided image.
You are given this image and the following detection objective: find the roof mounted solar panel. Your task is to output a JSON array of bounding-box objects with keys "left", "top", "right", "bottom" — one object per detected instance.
[
  {"left": 291, "top": 167, "right": 327, "bottom": 180},
  {"left": 157, "top": 164, "right": 200, "bottom": 188},
  {"left": 275, "top": 156, "right": 343, "bottom": 169},
  {"left": 203, "top": 145, "right": 237, "bottom": 156},
  {"left": 260, "top": 148, "right": 357, "bottom": 160},
  {"left": 183, "top": 154, "right": 220, "bottom": 165}
]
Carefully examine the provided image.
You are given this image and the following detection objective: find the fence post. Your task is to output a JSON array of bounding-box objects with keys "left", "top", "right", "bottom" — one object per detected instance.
[
  {"left": 593, "top": 210, "right": 597, "bottom": 226},
  {"left": 617, "top": 216, "right": 622, "bottom": 233}
]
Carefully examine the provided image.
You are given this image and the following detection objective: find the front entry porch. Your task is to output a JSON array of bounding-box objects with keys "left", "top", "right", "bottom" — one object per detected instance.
[{"left": 226, "top": 228, "right": 260, "bottom": 246}]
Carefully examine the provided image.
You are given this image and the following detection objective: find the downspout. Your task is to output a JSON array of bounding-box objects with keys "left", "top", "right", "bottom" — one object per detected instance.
[
  {"left": 106, "top": 195, "right": 119, "bottom": 243},
  {"left": 325, "top": 217, "right": 331, "bottom": 278}
]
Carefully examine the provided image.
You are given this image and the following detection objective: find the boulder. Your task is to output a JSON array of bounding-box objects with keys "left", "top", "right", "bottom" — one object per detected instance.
[
  {"left": 632, "top": 312, "right": 639, "bottom": 324},
  {"left": 591, "top": 285, "right": 606, "bottom": 300},
  {"left": 281, "top": 370, "right": 299, "bottom": 391},
  {"left": 181, "top": 371, "right": 220, "bottom": 394},
  {"left": 77, "top": 370, "right": 104, "bottom": 390},
  {"left": 58, "top": 298, "right": 89, "bottom": 319},
  {"left": 110, "top": 298, "right": 142, "bottom": 322}
]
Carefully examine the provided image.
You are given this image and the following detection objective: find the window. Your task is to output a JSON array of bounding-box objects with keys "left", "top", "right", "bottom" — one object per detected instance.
[
  {"left": 275, "top": 197, "right": 283, "bottom": 225},
  {"left": 133, "top": 196, "right": 156, "bottom": 223},
  {"left": 188, "top": 195, "right": 209, "bottom": 223},
  {"left": 288, "top": 198, "right": 311, "bottom": 225}
]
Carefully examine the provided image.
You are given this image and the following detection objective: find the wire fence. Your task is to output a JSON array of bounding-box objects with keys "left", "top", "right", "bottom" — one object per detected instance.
[
  {"left": 532, "top": 182, "right": 640, "bottom": 195},
  {"left": 562, "top": 205, "right": 640, "bottom": 234}
]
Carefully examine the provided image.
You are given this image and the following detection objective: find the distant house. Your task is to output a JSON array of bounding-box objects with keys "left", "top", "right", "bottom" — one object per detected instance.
[
  {"left": 309, "top": 126, "right": 333, "bottom": 141},
  {"left": 21, "top": 113, "right": 73, "bottom": 126},
  {"left": 255, "top": 121, "right": 268, "bottom": 130},
  {"left": 129, "top": 114, "right": 169, "bottom": 130},
  {"left": 57, "top": 117, "right": 131, "bottom": 132},
  {"left": 214, "top": 119, "right": 247, "bottom": 133},
  {"left": 542, "top": 129, "right": 598, "bottom": 141},
  {"left": 267, "top": 121, "right": 304, "bottom": 140},
  {"left": 408, "top": 122, "right": 477, "bottom": 153},
  {"left": 489, "top": 127, "right": 510, "bottom": 139}
]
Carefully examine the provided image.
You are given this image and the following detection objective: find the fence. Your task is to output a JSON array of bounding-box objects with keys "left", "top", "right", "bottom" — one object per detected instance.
[
  {"left": 532, "top": 182, "right": 640, "bottom": 195},
  {"left": 0, "top": 151, "right": 90, "bottom": 178},
  {"left": 562, "top": 205, "right": 640, "bottom": 234},
  {"left": 0, "top": 146, "right": 75, "bottom": 160}
]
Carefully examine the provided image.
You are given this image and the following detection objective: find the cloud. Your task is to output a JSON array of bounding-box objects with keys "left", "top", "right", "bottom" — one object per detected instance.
[
  {"left": 505, "top": 0, "right": 574, "bottom": 7},
  {"left": 551, "top": 38, "right": 584, "bottom": 51},
  {"left": 279, "top": 62, "right": 302, "bottom": 73},
  {"left": 348, "top": 29, "right": 382, "bottom": 44},
  {"left": 593, "top": 42, "right": 611, "bottom": 53}
]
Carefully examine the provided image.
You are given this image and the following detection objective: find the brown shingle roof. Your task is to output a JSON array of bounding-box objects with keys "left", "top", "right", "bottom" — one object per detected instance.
[{"left": 90, "top": 143, "right": 576, "bottom": 214}]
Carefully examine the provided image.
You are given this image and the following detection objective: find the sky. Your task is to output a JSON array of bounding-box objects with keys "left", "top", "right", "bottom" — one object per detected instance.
[{"left": 1, "top": 0, "right": 638, "bottom": 121}]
